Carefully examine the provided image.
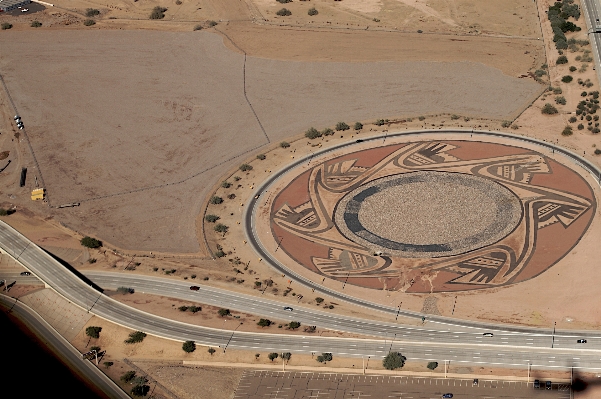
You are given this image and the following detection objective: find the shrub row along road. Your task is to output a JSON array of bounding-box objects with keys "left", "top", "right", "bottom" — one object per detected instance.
[{"left": 1, "top": 221, "right": 601, "bottom": 371}]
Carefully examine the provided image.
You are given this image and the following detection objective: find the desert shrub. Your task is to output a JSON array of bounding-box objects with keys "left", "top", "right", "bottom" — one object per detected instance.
[
  {"left": 418, "top": 115, "right": 426, "bottom": 121},
  {"left": 427, "top": 361, "right": 438, "bottom": 370},
  {"left": 81, "top": 236, "right": 102, "bottom": 248},
  {"left": 257, "top": 154, "right": 266, "bottom": 160},
  {"left": 541, "top": 103, "right": 558, "bottom": 115},
  {"left": 175, "top": 0, "right": 182, "bottom": 4},
  {"left": 178, "top": 306, "right": 189, "bottom": 312},
  {"left": 209, "top": 196, "right": 223, "bottom": 204},
  {"left": 556, "top": 40, "right": 568, "bottom": 50},
  {"left": 315, "top": 297, "right": 324, "bottom": 304},
  {"left": 205, "top": 214, "right": 220, "bottom": 223},
  {"left": 501, "top": 121, "right": 511, "bottom": 128},
  {"left": 354, "top": 122, "right": 363, "bottom": 130},
  {"left": 308, "top": 7, "right": 318, "bottom": 16},
  {"left": 268, "top": 353, "right": 279, "bottom": 361},
  {"left": 336, "top": 122, "right": 350, "bottom": 131},
  {"left": 288, "top": 321, "right": 301, "bottom": 329},
  {"left": 31, "top": 21, "right": 42, "bottom": 28},
  {"left": 117, "top": 287, "right": 134, "bottom": 294},
  {"left": 555, "top": 96, "right": 566, "bottom": 105},
  {"left": 103, "top": 361, "right": 113, "bottom": 368},
  {"left": 552, "top": 87, "right": 562, "bottom": 94},
  {"left": 121, "top": 370, "right": 136, "bottom": 383},
  {"left": 150, "top": 6, "right": 167, "bottom": 19},
  {"left": 587, "top": 115, "right": 593, "bottom": 121},
  {"left": 562, "top": 75, "right": 573, "bottom": 83},
  {"left": 383, "top": 352, "right": 406, "bottom": 370},
  {"left": 374, "top": 119, "right": 386, "bottom": 126},
  {"left": 257, "top": 318, "right": 272, "bottom": 327},
  {"left": 569, "top": 66, "right": 577, "bottom": 72},
  {"left": 221, "top": 181, "right": 231, "bottom": 188},
  {"left": 277, "top": 0, "right": 292, "bottom": 2},
  {"left": 86, "top": 8, "right": 101, "bottom": 17},
  {"left": 83, "top": 19, "right": 96, "bottom": 26},
  {"left": 239, "top": 164, "right": 253, "bottom": 171},
  {"left": 511, "top": 124, "right": 519, "bottom": 130},
  {"left": 215, "top": 249, "right": 225, "bottom": 258},
  {"left": 193, "top": 24, "right": 203, "bottom": 31},
  {"left": 189, "top": 306, "right": 201, "bottom": 313},
  {"left": 556, "top": 55, "right": 568, "bottom": 64},
  {"left": 125, "top": 331, "right": 147, "bottom": 344},
  {"left": 321, "top": 128, "right": 334, "bottom": 136},
  {"left": 182, "top": 341, "right": 196, "bottom": 353},
  {"left": 276, "top": 8, "right": 292, "bottom": 16},
  {"left": 218, "top": 308, "right": 231, "bottom": 316},
  {"left": 316, "top": 353, "right": 333, "bottom": 363},
  {"left": 569, "top": 116, "right": 577, "bottom": 123},
  {"left": 305, "top": 127, "right": 321, "bottom": 139},
  {"left": 595, "top": 149, "right": 601, "bottom": 155},
  {"left": 562, "top": 126, "right": 573, "bottom": 136},
  {"left": 534, "top": 70, "right": 546, "bottom": 77},
  {"left": 280, "top": 141, "right": 290, "bottom": 148},
  {"left": 578, "top": 123, "right": 584, "bottom": 130},
  {"left": 1, "top": 23, "right": 12, "bottom": 30},
  {"left": 594, "top": 128, "right": 601, "bottom": 133}
]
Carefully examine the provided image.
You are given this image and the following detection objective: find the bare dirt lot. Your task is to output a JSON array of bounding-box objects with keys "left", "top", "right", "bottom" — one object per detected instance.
[{"left": 0, "top": 29, "right": 543, "bottom": 253}]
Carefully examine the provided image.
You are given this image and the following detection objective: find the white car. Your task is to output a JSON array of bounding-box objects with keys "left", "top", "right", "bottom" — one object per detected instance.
[{"left": 21, "top": 8, "right": 29, "bottom": 12}]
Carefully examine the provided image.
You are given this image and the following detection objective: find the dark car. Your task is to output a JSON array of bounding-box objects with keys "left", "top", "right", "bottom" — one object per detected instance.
[
  {"left": 472, "top": 378, "right": 478, "bottom": 386},
  {"left": 577, "top": 339, "right": 587, "bottom": 344},
  {"left": 546, "top": 381, "right": 552, "bottom": 390},
  {"left": 189, "top": 286, "right": 200, "bottom": 291},
  {"left": 534, "top": 380, "right": 540, "bottom": 388},
  {"left": 442, "top": 394, "right": 453, "bottom": 399},
  {"left": 283, "top": 306, "right": 293, "bottom": 311},
  {"left": 20, "top": 271, "right": 31, "bottom": 276}
]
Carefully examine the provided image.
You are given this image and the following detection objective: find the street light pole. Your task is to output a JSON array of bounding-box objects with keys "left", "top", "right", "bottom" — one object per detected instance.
[
  {"left": 223, "top": 322, "right": 243, "bottom": 353},
  {"left": 342, "top": 272, "right": 350, "bottom": 289},
  {"left": 275, "top": 236, "right": 284, "bottom": 253},
  {"left": 552, "top": 321, "right": 556, "bottom": 348},
  {"left": 395, "top": 302, "right": 402, "bottom": 321}
]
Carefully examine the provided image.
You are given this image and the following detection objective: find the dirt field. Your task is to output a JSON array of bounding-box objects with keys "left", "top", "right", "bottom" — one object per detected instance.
[{"left": 0, "top": 29, "right": 543, "bottom": 253}]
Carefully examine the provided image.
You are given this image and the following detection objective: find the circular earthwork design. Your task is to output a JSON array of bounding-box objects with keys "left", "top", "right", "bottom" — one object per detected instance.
[
  {"left": 334, "top": 171, "right": 522, "bottom": 258},
  {"left": 260, "top": 137, "right": 596, "bottom": 293}
]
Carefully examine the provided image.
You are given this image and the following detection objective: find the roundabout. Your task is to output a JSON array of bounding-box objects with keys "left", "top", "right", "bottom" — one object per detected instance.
[{"left": 248, "top": 131, "right": 597, "bottom": 294}]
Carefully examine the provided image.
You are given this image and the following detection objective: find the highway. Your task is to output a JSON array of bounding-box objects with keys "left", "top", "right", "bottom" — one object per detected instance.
[
  {"left": 581, "top": 0, "right": 601, "bottom": 86},
  {"left": 1, "top": 220, "right": 601, "bottom": 371}
]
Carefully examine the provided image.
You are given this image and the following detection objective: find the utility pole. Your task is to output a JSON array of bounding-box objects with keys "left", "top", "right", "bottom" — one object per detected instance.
[
  {"left": 444, "top": 360, "right": 448, "bottom": 379},
  {"left": 395, "top": 302, "right": 402, "bottom": 321},
  {"left": 527, "top": 362, "right": 530, "bottom": 383},
  {"left": 552, "top": 321, "right": 556, "bottom": 348}
]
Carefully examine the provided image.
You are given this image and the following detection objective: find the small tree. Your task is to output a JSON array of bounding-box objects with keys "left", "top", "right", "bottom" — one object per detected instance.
[
  {"left": 150, "top": 6, "right": 167, "bottom": 19},
  {"left": 321, "top": 128, "right": 334, "bottom": 136},
  {"left": 120, "top": 370, "right": 136, "bottom": 383},
  {"left": 541, "top": 103, "right": 558, "bottom": 115},
  {"left": 281, "top": 352, "right": 292, "bottom": 361},
  {"left": 83, "top": 19, "right": 96, "bottom": 26},
  {"left": 276, "top": 8, "right": 292, "bottom": 16},
  {"left": 182, "top": 341, "right": 196, "bottom": 353},
  {"left": 208, "top": 347, "right": 216, "bottom": 355},
  {"left": 562, "top": 75, "right": 573, "bottom": 83},
  {"left": 280, "top": 141, "right": 290, "bottom": 148},
  {"left": 1, "top": 23, "right": 13, "bottom": 30},
  {"left": 31, "top": 21, "right": 42, "bottom": 28},
  {"left": 257, "top": 154, "right": 266, "bottom": 160},
  {"left": 125, "top": 331, "right": 147, "bottom": 344},
  {"left": 189, "top": 306, "right": 201, "bottom": 313},
  {"left": 86, "top": 326, "right": 102, "bottom": 339},
  {"left": 103, "top": 361, "right": 114, "bottom": 369},
  {"left": 317, "top": 353, "right": 332, "bottom": 363},
  {"left": 221, "top": 181, "right": 231, "bottom": 188},
  {"left": 315, "top": 297, "right": 324, "bottom": 304},
  {"left": 257, "top": 318, "right": 272, "bottom": 327},
  {"left": 308, "top": 7, "right": 318, "bottom": 16},
  {"left": 239, "top": 164, "right": 253, "bottom": 172},
  {"left": 205, "top": 214, "right": 220, "bottom": 223},
  {"left": 214, "top": 224, "right": 228, "bottom": 234},
  {"left": 354, "top": 122, "right": 363, "bottom": 130},
  {"left": 427, "top": 361, "right": 438, "bottom": 370},
  {"left": 117, "top": 287, "right": 134, "bottom": 294},
  {"left": 218, "top": 308, "right": 231, "bottom": 317},
  {"left": 268, "top": 352, "right": 279, "bottom": 361},
  {"left": 305, "top": 127, "right": 321, "bottom": 139},
  {"left": 556, "top": 96, "right": 567, "bottom": 105},
  {"left": 81, "top": 236, "right": 102, "bottom": 248},
  {"left": 90, "top": 346, "right": 101, "bottom": 353},
  {"left": 209, "top": 196, "right": 223, "bottom": 205},
  {"left": 288, "top": 321, "right": 301, "bottom": 330},
  {"left": 383, "top": 352, "right": 406, "bottom": 370},
  {"left": 85, "top": 8, "right": 101, "bottom": 17},
  {"left": 335, "top": 122, "right": 350, "bottom": 131},
  {"left": 178, "top": 305, "right": 189, "bottom": 312},
  {"left": 556, "top": 55, "right": 568, "bottom": 65},
  {"left": 562, "top": 125, "right": 573, "bottom": 136}
]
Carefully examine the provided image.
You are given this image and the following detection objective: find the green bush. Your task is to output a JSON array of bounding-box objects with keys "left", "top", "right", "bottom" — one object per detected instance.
[
  {"left": 280, "top": 141, "right": 290, "bottom": 148},
  {"left": 209, "top": 196, "right": 223, "bottom": 205},
  {"left": 541, "top": 103, "right": 558, "bottom": 115},
  {"left": 305, "top": 127, "right": 321, "bottom": 139},
  {"left": 578, "top": 123, "right": 584, "bottom": 130},
  {"left": 221, "top": 181, "right": 231, "bottom": 188},
  {"left": 501, "top": 121, "right": 511, "bottom": 128},
  {"left": 81, "top": 236, "right": 102, "bottom": 248},
  {"left": 288, "top": 321, "right": 301, "bottom": 329},
  {"left": 555, "top": 96, "right": 566, "bottom": 105},
  {"left": 85, "top": 8, "right": 101, "bottom": 17},
  {"left": 103, "top": 361, "right": 113, "bottom": 368},
  {"left": 189, "top": 305, "right": 201, "bottom": 313},
  {"left": 276, "top": 8, "right": 292, "bottom": 16},
  {"left": 595, "top": 148, "right": 601, "bottom": 155},
  {"left": 257, "top": 318, "right": 272, "bottom": 327},
  {"left": 308, "top": 7, "right": 318, "bottom": 16},
  {"left": 315, "top": 297, "right": 324, "bottom": 304},
  {"left": 178, "top": 305, "right": 189, "bottom": 312},
  {"left": 83, "top": 19, "right": 96, "bottom": 26},
  {"left": 569, "top": 116, "right": 577, "bottom": 123},
  {"left": 556, "top": 55, "right": 568, "bottom": 64},
  {"left": 182, "top": 340, "right": 196, "bottom": 353},
  {"left": 268, "top": 352, "right": 279, "bottom": 361},
  {"left": 336, "top": 122, "right": 350, "bottom": 131},
  {"left": 562, "top": 75, "right": 573, "bottom": 83},
  {"left": 383, "top": 352, "right": 406, "bottom": 370},
  {"left": 214, "top": 224, "right": 228, "bottom": 234},
  {"left": 427, "top": 361, "right": 438, "bottom": 370},
  {"left": 150, "top": 6, "right": 167, "bottom": 19},
  {"left": 1, "top": 23, "right": 13, "bottom": 30},
  {"left": 562, "top": 126, "right": 573, "bottom": 136},
  {"left": 239, "top": 164, "right": 253, "bottom": 171},
  {"left": 208, "top": 347, "right": 216, "bottom": 355},
  {"left": 205, "top": 214, "right": 220, "bottom": 223},
  {"left": 86, "top": 326, "right": 102, "bottom": 339},
  {"left": 31, "top": 21, "right": 42, "bottom": 28},
  {"left": 321, "top": 128, "right": 334, "bottom": 136},
  {"left": 124, "top": 331, "right": 147, "bottom": 344},
  {"left": 121, "top": 370, "right": 136, "bottom": 383},
  {"left": 418, "top": 116, "right": 426, "bottom": 121},
  {"left": 277, "top": 0, "right": 292, "bottom": 3},
  {"left": 218, "top": 308, "right": 231, "bottom": 316},
  {"left": 207, "top": 20, "right": 218, "bottom": 27},
  {"left": 215, "top": 250, "right": 226, "bottom": 258},
  {"left": 194, "top": 24, "right": 203, "bottom": 31},
  {"left": 0, "top": 209, "right": 7, "bottom": 216},
  {"left": 569, "top": 66, "right": 577, "bottom": 72},
  {"left": 316, "top": 353, "right": 333, "bottom": 363},
  {"left": 131, "top": 385, "right": 150, "bottom": 397},
  {"left": 354, "top": 122, "right": 363, "bottom": 130},
  {"left": 257, "top": 154, "right": 266, "bottom": 160},
  {"left": 117, "top": 287, "right": 134, "bottom": 294},
  {"left": 374, "top": 119, "right": 386, "bottom": 126}
]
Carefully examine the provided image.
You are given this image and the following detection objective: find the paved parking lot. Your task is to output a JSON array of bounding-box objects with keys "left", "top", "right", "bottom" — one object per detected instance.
[{"left": 234, "top": 371, "right": 570, "bottom": 399}]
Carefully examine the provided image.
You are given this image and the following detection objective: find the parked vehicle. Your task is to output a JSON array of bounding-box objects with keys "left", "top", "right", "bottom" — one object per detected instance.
[
  {"left": 546, "top": 381, "right": 552, "bottom": 390},
  {"left": 20, "top": 271, "right": 31, "bottom": 276},
  {"left": 534, "top": 380, "right": 540, "bottom": 388},
  {"left": 189, "top": 286, "right": 200, "bottom": 291}
]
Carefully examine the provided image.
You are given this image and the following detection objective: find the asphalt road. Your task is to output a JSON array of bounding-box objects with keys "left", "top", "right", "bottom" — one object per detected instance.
[
  {"left": 582, "top": 0, "right": 601, "bottom": 87},
  {"left": 0, "top": 294, "right": 129, "bottom": 399}
]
